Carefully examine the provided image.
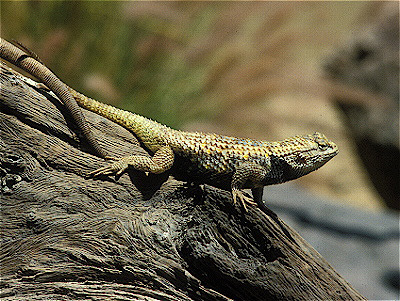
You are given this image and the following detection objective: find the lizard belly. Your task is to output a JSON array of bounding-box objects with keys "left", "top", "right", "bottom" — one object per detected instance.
[{"left": 171, "top": 153, "right": 234, "bottom": 190}]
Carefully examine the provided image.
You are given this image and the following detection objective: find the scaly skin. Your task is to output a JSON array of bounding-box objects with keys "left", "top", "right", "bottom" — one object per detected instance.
[
  {"left": 0, "top": 38, "right": 338, "bottom": 210},
  {"left": 0, "top": 38, "right": 109, "bottom": 158},
  {"left": 69, "top": 89, "right": 338, "bottom": 210}
]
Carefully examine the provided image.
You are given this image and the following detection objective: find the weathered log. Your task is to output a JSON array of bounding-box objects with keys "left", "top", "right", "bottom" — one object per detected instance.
[{"left": 0, "top": 63, "right": 365, "bottom": 300}]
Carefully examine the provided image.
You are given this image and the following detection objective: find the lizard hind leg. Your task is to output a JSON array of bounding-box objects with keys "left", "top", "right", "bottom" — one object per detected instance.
[{"left": 89, "top": 145, "right": 174, "bottom": 178}]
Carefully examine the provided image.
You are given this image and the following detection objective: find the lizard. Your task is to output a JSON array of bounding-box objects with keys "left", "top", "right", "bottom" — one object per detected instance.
[
  {"left": 0, "top": 38, "right": 109, "bottom": 159},
  {"left": 0, "top": 38, "right": 338, "bottom": 210}
]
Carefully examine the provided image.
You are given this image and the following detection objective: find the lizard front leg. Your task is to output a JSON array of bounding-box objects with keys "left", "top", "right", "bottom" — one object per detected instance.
[
  {"left": 231, "top": 161, "right": 270, "bottom": 211},
  {"left": 89, "top": 145, "right": 174, "bottom": 177}
]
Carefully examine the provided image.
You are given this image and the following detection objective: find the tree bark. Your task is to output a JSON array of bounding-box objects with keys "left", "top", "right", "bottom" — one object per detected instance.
[{"left": 0, "top": 63, "right": 365, "bottom": 300}]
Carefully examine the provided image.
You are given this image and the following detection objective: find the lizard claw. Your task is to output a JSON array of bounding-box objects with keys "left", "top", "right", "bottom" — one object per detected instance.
[
  {"left": 89, "top": 157, "right": 129, "bottom": 178},
  {"left": 104, "top": 156, "right": 121, "bottom": 161},
  {"left": 232, "top": 188, "right": 257, "bottom": 212}
]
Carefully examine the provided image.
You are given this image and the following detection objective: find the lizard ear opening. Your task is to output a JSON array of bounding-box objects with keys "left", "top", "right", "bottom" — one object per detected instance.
[{"left": 294, "top": 154, "right": 309, "bottom": 165}]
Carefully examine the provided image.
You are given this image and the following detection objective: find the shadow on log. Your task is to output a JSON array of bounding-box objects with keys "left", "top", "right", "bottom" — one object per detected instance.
[{"left": 0, "top": 64, "right": 365, "bottom": 300}]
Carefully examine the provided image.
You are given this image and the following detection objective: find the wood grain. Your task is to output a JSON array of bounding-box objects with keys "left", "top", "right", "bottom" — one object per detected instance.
[{"left": 0, "top": 64, "right": 365, "bottom": 300}]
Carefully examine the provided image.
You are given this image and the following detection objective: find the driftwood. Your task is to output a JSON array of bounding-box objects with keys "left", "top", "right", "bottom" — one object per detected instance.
[{"left": 0, "top": 63, "right": 365, "bottom": 300}]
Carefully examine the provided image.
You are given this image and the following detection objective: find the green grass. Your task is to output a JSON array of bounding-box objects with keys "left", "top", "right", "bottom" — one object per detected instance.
[{"left": 1, "top": 1, "right": 375, "bottom": 129}]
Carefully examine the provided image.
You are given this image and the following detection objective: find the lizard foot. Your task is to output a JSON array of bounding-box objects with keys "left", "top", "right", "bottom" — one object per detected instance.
[
  {"left": 232, "top": 188, "right": 257, "bottom": 212},
  {"left": 89, "top": 157, "right": 129, "bottom": 178}
]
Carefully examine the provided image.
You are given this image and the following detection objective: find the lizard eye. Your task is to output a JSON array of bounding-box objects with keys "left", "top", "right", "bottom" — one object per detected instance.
[
  {"left": 313, "top": 132, "right": 329, "bottom": 150},
  {"left": 317, "top": 141, "right": 329, "bottom": 151}
]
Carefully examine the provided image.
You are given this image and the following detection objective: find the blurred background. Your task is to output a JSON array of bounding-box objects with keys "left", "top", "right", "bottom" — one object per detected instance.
[{"left": 1, "top": 1, "right": 399, "bottom": 299}]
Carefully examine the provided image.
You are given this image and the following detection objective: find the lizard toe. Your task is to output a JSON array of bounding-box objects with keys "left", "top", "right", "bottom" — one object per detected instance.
[
  {"left": 232, "top": 189, "right": 256, "bottom": 212},
  {"left": 89, "top": 160, "right": 129, "bottom": 178}
]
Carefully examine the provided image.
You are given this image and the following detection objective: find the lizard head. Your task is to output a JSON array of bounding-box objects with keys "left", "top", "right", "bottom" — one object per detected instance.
[{"left": 278, "top": 132, "right": 338, "bottom": 180}]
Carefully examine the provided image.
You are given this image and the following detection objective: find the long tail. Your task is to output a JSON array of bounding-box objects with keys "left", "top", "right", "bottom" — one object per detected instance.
[
  {"left": 0, "top": 38, "right": 108, "bottom": 158},
  {"left": 68, "top": 88, "right": 169, "bottom": 151}
]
